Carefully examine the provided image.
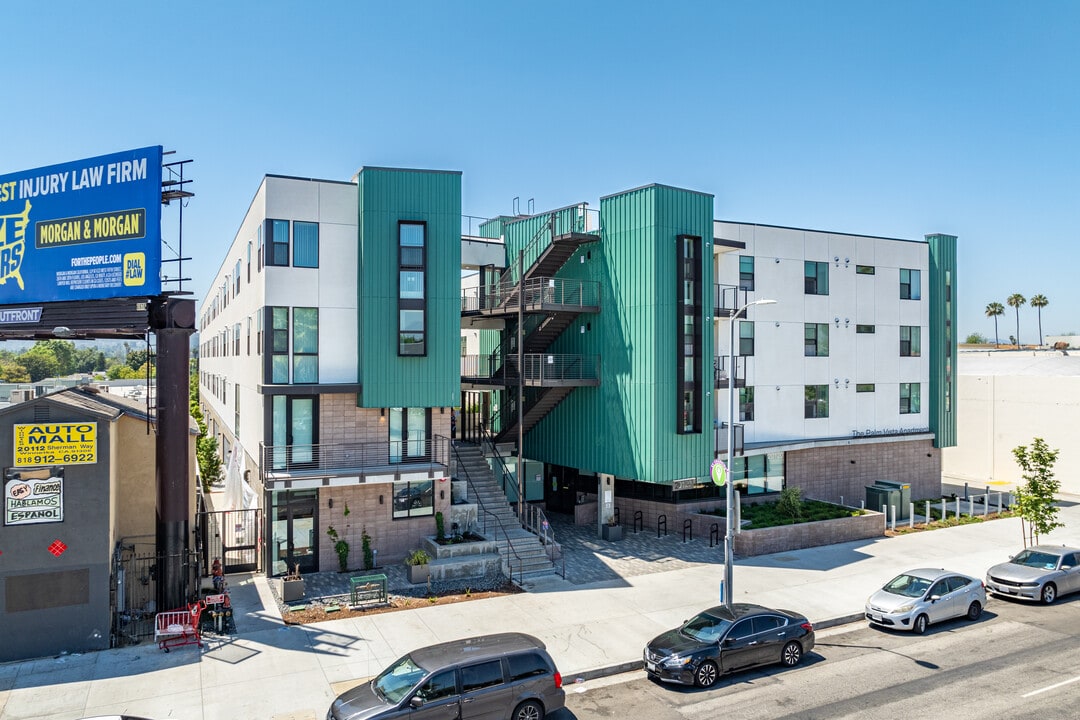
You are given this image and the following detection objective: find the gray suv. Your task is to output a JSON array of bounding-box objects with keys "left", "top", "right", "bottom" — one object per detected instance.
[{"left": 328, "top": 633, "right": 565, "bottom": 720}]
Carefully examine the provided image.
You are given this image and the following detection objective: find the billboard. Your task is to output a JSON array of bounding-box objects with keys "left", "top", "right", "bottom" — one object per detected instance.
[{"left": 0, "top": 146, "right": 162, "bottom": 303}]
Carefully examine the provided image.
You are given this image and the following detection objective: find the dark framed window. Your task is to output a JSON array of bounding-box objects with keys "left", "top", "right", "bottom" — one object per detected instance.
[
  {"left": 856, "top": 264, "right": 875, "bottom": 275},
  {"left": 234, "top": 260, "right": 241, "bottom": 296},
  {"left": 293, "top": 308, "right": 319, "bottom": 383},
  {"left": 900, "top": 268, "right": 921, "bottom": 300},
  {"left": 739, "top": 321, "right": 754, "bottom": 356},
  {"left": 739, "top": 255, "right": 755, "bottom": 291},
  {"left": 293, "top": 221, "right": 319, "bottom": 268},
  {"left": 739, "top": 386, "right": 754, "bottom": 422},
  {"left": 398, "top": 221, "right": 427, "bottom": 356},
  {"left": 461, "top": 660, "right": 504, "bottom": 692},
  {"left": 675, "top": 234, "right": 702, "bottom": 434},
  {"left": 731, "top": 451, "right": 785, "bottom": 495},
  {"left": 804, "top": 261, "right": 829, "bottom": 295},
  {"left": 856, "top": 383, "right": 875, "bottom": 393},
  {"left": 804, "top": 323, "right": 829, "bottom": 356},
  {"left": 900, "top": 326, "right": 921, "bottom": 357},
  {"left": 247, "top": 241, "right": 252, "bottom": 282},
  {"left": 805, "top": 385, "right": 829, "bottom": 418},
  {"left": 508, "top": 652, "right": 552, "bottom": 681},
  {"left": 900, "top": 383, "right": 921, "bottom": 414},
  {"left": 392, "top": 479, "right": 434, "bottom": 519},
  {"left": 856, "top": 324, "right": 875, "bottom": 334},
  {"left": 256, "top": 308, "right": 263, "bottom": 355},
  {"left": 246, "top": 317, "right": 251, "bottom": 355},
  {"left": 270, "top": 307, "right": 289, "bottom": 383},
  {"left": 257, "top": 224, "right": 264, "bottom": 270},
  {"left": 233, "top": 322, "right": 241, "bottom": 356},
  {"left": 267, "top": 219, "right": 289, "bottom": 267}
]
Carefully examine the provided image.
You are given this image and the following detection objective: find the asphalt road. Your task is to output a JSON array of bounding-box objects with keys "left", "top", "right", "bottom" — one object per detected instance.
[{"left": 556, "top": 593, "right": 1080, "bottom": 720}]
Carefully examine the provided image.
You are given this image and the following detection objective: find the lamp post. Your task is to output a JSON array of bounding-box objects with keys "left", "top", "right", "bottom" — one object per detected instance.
[{"left": 725, "top": 297, "right": 776, "bottom": 609}]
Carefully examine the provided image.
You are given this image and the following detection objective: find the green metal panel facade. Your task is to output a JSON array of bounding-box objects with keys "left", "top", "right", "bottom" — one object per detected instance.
[
  {"left": 479, "top": 216, "right": 513, "bottom": 240},
  {"left": 357, "top": 167, "right": 461, "bottom": 408},
  {"left": 525, "top": 185, "right": 715, "bottom": 484},
  {"left": 927, "top": 233, "right": 958, "bottom": 448}
]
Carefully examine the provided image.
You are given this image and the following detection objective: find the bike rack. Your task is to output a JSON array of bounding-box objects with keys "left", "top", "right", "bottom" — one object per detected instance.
[
  {"left": 613, "top": 507, "right": 620, "bottom": 526},
  {"left": 683, "top": 518, "right": 692, "bottom": 543},
  {"left": 633, "top": 510, "right": 643, "bottom": 534},
  {"left": 709, "top": 523, "right": 720, "bottom": 548},
  {"left": 657, "top": 513, "right": 667, "bottom": 538}
]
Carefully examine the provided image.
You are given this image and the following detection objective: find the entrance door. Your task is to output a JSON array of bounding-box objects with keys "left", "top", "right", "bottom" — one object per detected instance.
[
  {"left": 274, "top": 490, "right": 318, "bottom": 574},
  {"left": 271, "top": 396, "right": 318, "bottom": 470},
  {"left": 389, "top": 407, "right": 430, "bottom": 463}
]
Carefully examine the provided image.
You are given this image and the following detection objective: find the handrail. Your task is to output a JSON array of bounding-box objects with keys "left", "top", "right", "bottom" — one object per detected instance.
[
  {"left": 451, "top": 443, "right": 524, "bottom": 585},
  {"left": 525, "top": 504, "right": 565, "bottom": 579},
  {"left": 479, "top": 420, "right": 518, "bottom": 504},
  {"left": 261, "top": 437, "right": 449, "bottom": 475}
]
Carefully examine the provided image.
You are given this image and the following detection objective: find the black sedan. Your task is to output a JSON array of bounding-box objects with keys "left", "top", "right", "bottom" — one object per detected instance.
[{"left": 643, "top": 603, "right": 815, "bottom": 688}]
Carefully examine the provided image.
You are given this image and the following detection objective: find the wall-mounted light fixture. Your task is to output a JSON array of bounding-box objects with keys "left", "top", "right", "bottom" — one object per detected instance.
[
  {"left": 440, "top": 490, "right": 445, "bottom": 500},
  {"left": 440, "top": 406, "right": 445, "bottom": 414},
  {"left": 328, "top": 498, "right": 334, "bottom": 509},
  {"left": 580, "top": 325, "right": 585, "bottom": 333},
  {"left": 774, "top": 258, "right": 780, "bottom": 263},
  {"left": 379, "top": 495, "right": 384, "bottom": 504}
]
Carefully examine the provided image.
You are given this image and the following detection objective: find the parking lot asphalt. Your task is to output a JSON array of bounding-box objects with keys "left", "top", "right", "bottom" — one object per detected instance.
[{"left": 1, "top": 496, "right": 1077, "bottom": 720}]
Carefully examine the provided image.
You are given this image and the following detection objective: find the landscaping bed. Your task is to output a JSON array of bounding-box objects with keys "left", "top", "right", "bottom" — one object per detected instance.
[
  {"left": 281, "top": 582, "right": 523, "bottom": 625},
  {"left": 705, "top": 498, "right": 864, "bottom": 529}
]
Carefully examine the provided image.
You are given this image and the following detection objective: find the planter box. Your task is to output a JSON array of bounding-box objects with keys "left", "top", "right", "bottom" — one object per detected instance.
[
  {"left": 278, "top": 577, "right": 305, "bottom": 602},
  {"left": 722, "top": 510, "right": 884, "bottom": 557},
  {"left": 407, "top": 563, "right": 430, "bottom": 584},
  {"left": 602, "top": 524, "right": 623, "bottom": 541}
]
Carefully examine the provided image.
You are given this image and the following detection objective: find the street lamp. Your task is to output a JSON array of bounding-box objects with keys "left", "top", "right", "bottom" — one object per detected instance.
[{"left": 725, "top": 297, "right": 776, "bottom": 609}]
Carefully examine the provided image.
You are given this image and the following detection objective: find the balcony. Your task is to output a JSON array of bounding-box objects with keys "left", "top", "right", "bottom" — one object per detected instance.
[
  {"left": 463, "top": 276, "right": 601, "bottom": 316},
  {"left": 713, "top": 355, "right": 747, "bottom": 389},
  {"left": 714, "top": 284, "right": 750, "bottom": 318},
  {"left": 260, "top": 437, "right": 449, "bottom": 483},
  {"left": 461, "top": 353, "right": 601, "bottom": 388}
]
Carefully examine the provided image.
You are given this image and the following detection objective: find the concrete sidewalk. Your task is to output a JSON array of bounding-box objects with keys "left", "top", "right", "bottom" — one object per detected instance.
[{"left": 1, "top": 500, "right": 1077, "bottom": 720}]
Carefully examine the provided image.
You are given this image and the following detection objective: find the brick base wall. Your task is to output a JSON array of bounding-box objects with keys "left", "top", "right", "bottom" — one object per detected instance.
[
  {"left": 730, "top": 511, "right": 884, "bottom": 556},
  {"left": 786, "top": 439, "right": 941, "bottom": 508}
]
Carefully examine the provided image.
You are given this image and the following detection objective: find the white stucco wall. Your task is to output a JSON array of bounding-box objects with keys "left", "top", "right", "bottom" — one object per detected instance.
[{"left": 942, "top": 351, "right": 1080, "bottom": 496}]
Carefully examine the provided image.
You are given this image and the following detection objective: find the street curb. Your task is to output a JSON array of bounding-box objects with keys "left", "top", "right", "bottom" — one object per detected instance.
[{"left": 565, "top": 613, "right": 865, "bottom": 683}]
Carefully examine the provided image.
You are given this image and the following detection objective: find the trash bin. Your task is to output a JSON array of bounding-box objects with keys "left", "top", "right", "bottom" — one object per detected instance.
[{"left": 875, "top": 480, "right": 911, "bottom": 520}]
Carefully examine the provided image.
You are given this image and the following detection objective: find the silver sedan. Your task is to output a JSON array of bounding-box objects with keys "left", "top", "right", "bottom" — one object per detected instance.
[
  {"left": 865, "top": 568, "right": 987, "bottom": 634},
  {"left": 985, "top": 545, "right": 1080, "bottom": 604}
]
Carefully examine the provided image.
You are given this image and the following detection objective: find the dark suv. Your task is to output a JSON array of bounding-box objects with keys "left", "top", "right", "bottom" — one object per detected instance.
[{"left": 328, "top": 633, "right": 565, "bottom": 720}]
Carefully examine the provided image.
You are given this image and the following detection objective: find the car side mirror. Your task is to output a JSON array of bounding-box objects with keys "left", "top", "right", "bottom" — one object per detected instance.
[
  {"left": 928, "top": 594, "right": 941, "bottom": 603},
  {"left": 1008, "top": 555, "right": 1014, "bottom": 560},
  {"left": 410, "top": 697, "right": 424, "bottom": 709},
  {"left": 1063, "top": 565, "right": 1073, "bottom": 571}
]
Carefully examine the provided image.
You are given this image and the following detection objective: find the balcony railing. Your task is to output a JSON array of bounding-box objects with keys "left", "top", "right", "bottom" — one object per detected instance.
[
  {"left": 461, "top": 353, "right": 600, "bottom": 384},
  {"left": 716, "top": 421, "right": 745, "bottom": 458},
  {"left": 462, "top": 276, "right": 601, "bottom": 314},
  {"left": 714, "top": 284, "right": 749, "bottom": 317},
  {"left": 260, "top": 437, "right": 449, "bottom": 475},
  {"left": 713, "top": 355, "right": 746, "bottom": 388}
]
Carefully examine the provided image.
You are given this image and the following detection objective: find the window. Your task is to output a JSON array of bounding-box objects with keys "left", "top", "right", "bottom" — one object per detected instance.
[
  {"left": 739, "top": 386, "right": 754, "bottom": 422},
  {"left": 900, "top": 383, "right": 921, "bottom": 414},
  {"left": 507, "top": 652, "right": 552, "bottom": 681},
  {"left": 247, "top": 241, "right": 252, "bottom": 282},
  {"left": 856, "top": 265, "right": 875, "bottom": 275},
  {"left": 676, "top": 234, "right": 702, "bottom": 435},
  {"left": 256, "top": 308, "right": 263, "bottom": 355},
  {"left": 856, "top": 383, "right": 875, "bottom": 392},
  {"left": 461, "top": 660, "right": 504, "bottom": 692},
  {"left": 398, "top": 222, "right": 427, "bottom": 356},
  {"left": 804, "top": 323, "right": 829, "bottom": 356},
  {"left": 416, "top": 670, "right": 457, "bottom": 702},
  {"left": 271, "top": 307, "right": 289, "bottom": 383},
  {"left": 233, "top": 322, "right": 241, "bottom": 356},
  {"left": 267, "top": 219, "right": 289, "bottom": 266},
  {"left": 900, "top": 326, "right": 921, "bottom": 357},
  {"left": 234, "top": 260, "right": 241, "bottom": 296},
  {"left": 856, "top": 324, "right": 875, "bottom": 334},
  {"left": 257, "top": 224, "right": 264, "bottom": 270},
  {"left": 728, "top": 619, "right": 754, "bottom": 641},
  {"left": 392, "top": 480, "right": 434, "bottom": 518},
  {"left": 804, "top": 261, "right": 829, "bottom": 295},
  {"left": 292, "top": 308, "right": 319, "bottom": 384},
  {"left": 293, "top": 221, "right": 319, "bottom": 268},
  {"left": 246, "top": 317, "right": 251, "bottom": 355},
  {"left": 753, "top": 616, "right": 785, "bottom": 634},
  {"left": 900, "top": 268, "right": 921, "bottom": 300},
  {"left": 739, "top": 255, "right": 754, "bottom": 291},
  {"left": 739, "top": 321, "right": 754, "bottom": 356},
  {"left": 805, "top": 385, "right": 829, "bottom": 418},
  {"left": 234, "top": 384, "right": 240, "bottom": 435}
]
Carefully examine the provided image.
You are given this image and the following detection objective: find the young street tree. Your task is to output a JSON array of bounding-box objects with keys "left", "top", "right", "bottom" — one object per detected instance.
[
  {"left": 985, "top": 302, "right": 1004, "bottom": 346},
  {"left": 1030, "top": 294, "right": 1049, "bottom": 346},
  {"left": 1006, "top": 293, "right": 1026, "bottom": 347},
  {"left": 1012, "top": 437, "right": 1062, "bottom": 546}
]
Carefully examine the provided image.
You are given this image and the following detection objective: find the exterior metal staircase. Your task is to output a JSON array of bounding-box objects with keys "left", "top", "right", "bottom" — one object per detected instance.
[{"left": 452, "top": 442, "right": 558, "bottom": 579}]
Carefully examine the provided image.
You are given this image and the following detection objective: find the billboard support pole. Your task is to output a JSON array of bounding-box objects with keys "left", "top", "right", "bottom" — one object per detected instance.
[{"left": 151, "top": 297, "right": 196, "bottom": 612}]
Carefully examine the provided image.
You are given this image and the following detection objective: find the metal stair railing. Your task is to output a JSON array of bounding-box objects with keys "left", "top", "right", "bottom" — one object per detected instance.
[
  {"left": 451, "top": 443, "right": 524, "bottom": 585},
  {"left": 524, "top": 504, "right": 564, "bottom": 578}
]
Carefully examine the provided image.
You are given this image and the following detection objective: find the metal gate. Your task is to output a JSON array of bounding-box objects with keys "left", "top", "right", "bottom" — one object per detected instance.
[
  {"left": 200, "top": 508, "right": 263, "bottom": 574},
  {"left": 110, "top": 538, "right": 201, "bottom": 647}
]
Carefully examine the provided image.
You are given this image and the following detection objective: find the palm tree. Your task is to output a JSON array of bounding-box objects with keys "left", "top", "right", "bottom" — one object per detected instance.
[
  {"left": 1030, "top": 294, "right": 1048, "bottom": 346},
  {"left": 985, "top": 302, "right": 1005, "bottom": 346},
  {"left": 1007, "top": 293, "right": 1026, "bottom": 347}
]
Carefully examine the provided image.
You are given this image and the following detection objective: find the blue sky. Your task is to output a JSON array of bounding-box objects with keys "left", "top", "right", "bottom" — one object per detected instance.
[{"left": 2, "top": 1, "right": 1076, "bottom": 341}]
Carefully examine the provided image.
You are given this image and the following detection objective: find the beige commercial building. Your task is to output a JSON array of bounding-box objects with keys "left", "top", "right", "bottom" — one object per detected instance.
[{"left": 943, "top": 350, "right": 1080, "bottom": 496}]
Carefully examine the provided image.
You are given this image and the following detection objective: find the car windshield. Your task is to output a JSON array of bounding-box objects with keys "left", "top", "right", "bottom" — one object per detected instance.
[
  {"left": 883, "top": 573, "right": 932, "bottom": 598},
  {"left": 681, "top": 612, "right": 732, "bottom": 643},
  {"left": 372, "top": 655, "right": 427, "bottom": 705},
  {"left": 1011, "top": 550, "right": 1059, "bottom": 570}
]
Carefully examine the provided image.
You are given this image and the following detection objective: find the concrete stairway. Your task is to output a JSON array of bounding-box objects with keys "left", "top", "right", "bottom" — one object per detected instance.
[{"left": 451, "top": 443, "right": 557, "bottom": 579}]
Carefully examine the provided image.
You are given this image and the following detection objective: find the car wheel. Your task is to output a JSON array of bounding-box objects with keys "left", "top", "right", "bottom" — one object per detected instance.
[
  {"left": 966, "top": 601, "right": 982, "bottom": 621},
  {"left": 694, "top": 660, "right": 719, "bottom": 688},
  {"left": 1041, "top": 583, "right": 1057, "bottom": 605},
  {"left": 512, "top": 699, "right": 544, "bottom": 720},
  {"left": 781, "top": 641, "right": 803, "bottom": 667},
  {"left": 912, "top": 614, "right": 929, "bottom": 635}
]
